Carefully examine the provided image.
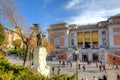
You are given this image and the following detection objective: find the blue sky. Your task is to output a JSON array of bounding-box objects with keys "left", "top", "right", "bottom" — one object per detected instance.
[{"left": 16, "top": 0, "right": 120, "bottom": 30}]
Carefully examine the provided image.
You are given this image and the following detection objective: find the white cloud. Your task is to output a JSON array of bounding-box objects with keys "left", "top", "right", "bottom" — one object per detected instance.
[
  {"left": 65, "top": 0, "right": 120, "bottom": 25},
  {"left": 65, "top": 0, "right": 83, "bottom": 9},
  {"left": 67, "top": 8, "right": 120, "bottom": 25}
]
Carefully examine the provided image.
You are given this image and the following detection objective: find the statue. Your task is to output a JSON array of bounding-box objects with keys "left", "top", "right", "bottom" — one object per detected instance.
[
  {"left": 36, "top": 32, "right": 43, "bottom": 46},
  {"left": 32, "top": 25, "right": 49, "bottom": 76}
]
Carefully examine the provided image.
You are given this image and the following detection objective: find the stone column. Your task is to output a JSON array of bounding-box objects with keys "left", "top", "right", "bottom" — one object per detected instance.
[
  {"left": 79, "top": 48, "right": 82, "bottom": 61},
  {"left": 82, "top": 32, "right": 85, "bottom": 48},
  {"left": 108, "top": 27, "right": 114, "bottom": 48},
  {"left": 98, "top": 29, "right": 102, "bottom": 47},
  {"left": 90, "top": 31, "right": 92, "bottom": 48},
  {"left": 74, "top": 31, "right": 78, "bottom": 47},
  {"left": 65, "top": 30, "right": 69, "bottom": 48}
]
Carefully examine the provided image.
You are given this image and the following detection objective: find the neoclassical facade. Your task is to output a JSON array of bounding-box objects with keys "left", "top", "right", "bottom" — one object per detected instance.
[{"left": 48, "top": 14, "right": 120, "bottom": 62}]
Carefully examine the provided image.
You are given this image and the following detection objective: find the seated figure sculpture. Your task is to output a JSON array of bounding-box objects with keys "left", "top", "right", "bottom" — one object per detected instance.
[
  {"left": 32, "top": 31, "right": 49, "bottom": 76},
  {"left": 36, "top": 31, "right": 43, "bottom": 46}
]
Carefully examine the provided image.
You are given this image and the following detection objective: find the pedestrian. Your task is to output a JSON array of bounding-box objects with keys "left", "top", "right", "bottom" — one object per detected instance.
[
  {"left": 96, "top": 61, "right": 98, "bottom": 68},
  {"left": 103, "top": 64, "right": 106, "bottom": 72},
  {"left": 115, "top": 64, "right": 119, "bottom": 70},
  {"left": 103, "top": 75, "right": 107, "bottom": 80},
  {"left": 92, "top": 76, "right": 97, "bottom": 80},
  {"left": 67, "top": 60, "right": 69, "bottom": 66},
  {"left": 87, "top": 60, "right": 89, "bottom": 65},
  {"left": 31, "top": 61, "right": 34, "bottom": 68},
  {"left": 78, "top": 63, "right": 81, "bottom": 70},
  {"left": 62, "top": 60, "right": 65, "bottom": 67},
  {"left": 52, "top": 66, "right": 54, "bottom": 75},
  {"left": 99, "top": 64, "right": 102, "bottom": 72},
  {"left": 85, "top": 77, "right": 88, "bottom": 80},
  {"left": 59, "top": 60, "right": 61, "bottom": 64},
  {"left": 70, "top": 61, "right": 72, "bottom": 68},
  {"left": 89, "top": 60, "right": 92, "bottom": 65},
  {"left": 117, "top": 74, "right": 120, "bottom": 80},
  {"left": 98, "top": 76, "right": 103, "bottom": 80},
  {"left": 82, "top": 64, "right": 85, "bottom": 71},
  {"left": 31, "top": 61, "right": 34, "bottom": 65},
  {"left": 16, "top": 54, "right": 18, "bottom": 61},
  {"left": 57, "top": 66, "right": 61, "bottom": 75}
]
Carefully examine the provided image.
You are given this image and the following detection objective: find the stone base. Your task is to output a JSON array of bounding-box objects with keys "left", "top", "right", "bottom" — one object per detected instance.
[{"left": 32, "top": 47, "right": 50, "bottom": 76}]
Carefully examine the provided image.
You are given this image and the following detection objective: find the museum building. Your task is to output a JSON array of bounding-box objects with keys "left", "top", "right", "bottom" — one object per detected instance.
[{"left": 47, "top": 14, "right": 120, "bottom": 62}]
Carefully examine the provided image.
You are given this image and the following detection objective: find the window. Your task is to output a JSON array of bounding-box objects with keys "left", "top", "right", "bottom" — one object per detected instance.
[
  {"left": 70, "top": 33, "right": 74, "bottom": 38},
  {"left": 109, "top": 19, "right": 112, "bottom": 22},
  {"left": 102, "top": 31, "right": 106, "bottom": 35},
  {"left": 56, "top": 25, "right": 60, "bottom": 29},
  {"left": 114, "top": 35, "right": 120, "bottom": 45},
  {"left": 54, "top": 38, "right": 59, "bottom": 45},
  {"left": 71, "top": 39, "right": 74, "bottom": 46}
]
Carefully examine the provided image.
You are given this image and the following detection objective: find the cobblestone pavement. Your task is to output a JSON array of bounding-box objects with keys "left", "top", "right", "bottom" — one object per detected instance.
[{"left": 7, "top": 55, "right": 119, "bottom": 80}]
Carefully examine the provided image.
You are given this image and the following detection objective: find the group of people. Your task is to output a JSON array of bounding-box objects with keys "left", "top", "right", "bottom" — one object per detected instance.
[
  {"left": 52, "top": 66, "right": 61, "bottom": 75},
  {"left": 81, "top": 75, "right": 107, "bottom": 80},
  {"left": 99, "top": 64, "right": 106, "bottom": 72}
]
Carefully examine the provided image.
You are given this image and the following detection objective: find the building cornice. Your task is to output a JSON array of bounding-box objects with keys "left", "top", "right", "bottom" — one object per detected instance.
[{"left": 107, "top": 22, "right": 120, "bottom": 25}]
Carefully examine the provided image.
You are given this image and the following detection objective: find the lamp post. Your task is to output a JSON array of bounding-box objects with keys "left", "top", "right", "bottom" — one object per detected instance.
[{"left": 74, "top": 46, "right": 79, "bottom": 80}]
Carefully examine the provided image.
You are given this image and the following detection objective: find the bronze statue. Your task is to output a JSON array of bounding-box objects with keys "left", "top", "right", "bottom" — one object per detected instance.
[{"left": 36, "top": 32, "right": 43, "bottom": 46}]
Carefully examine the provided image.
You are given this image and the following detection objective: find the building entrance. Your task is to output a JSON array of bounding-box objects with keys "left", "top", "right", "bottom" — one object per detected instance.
[
  {"left": 82, "top": 53, "right": 88, "bottom": 62},
  {"left": 92, "top": 53, "right": 98, "bottom": 62},
  {"left": 85, "top": 42, "right": 90, "bottom": 48}
]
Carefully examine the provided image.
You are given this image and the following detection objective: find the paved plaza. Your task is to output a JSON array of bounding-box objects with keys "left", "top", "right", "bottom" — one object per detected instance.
[{"left": 7, "top": 55, "right": 119, "bottom": 80}]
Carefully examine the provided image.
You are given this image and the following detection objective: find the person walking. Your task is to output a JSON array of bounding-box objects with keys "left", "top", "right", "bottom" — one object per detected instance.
[
  {"left": 117, "top": 74, "right": 120, "bottom": 80},
  {"left": 52, "top": 66, "right": 54, "bottom": 75},
  {"left": 82, "top": 64, "right": 86, "bottom": 71},
  {"left": 115, "top": 64, "right": 119, "bottom": 70},
  {"left": 70, "top": 61, "right": 72, "bottom": 68},
  {"left": 92, "top": 76, "right": 97, "bottom": 80},
  {"left": 57, "top": 66, "right": 61, "bottom": 75},
  {"left": 103, "top": 64, "right": 106, "bottom": 72},
  {"left": 103, "top": 75, "right": 107, "bottom": 80},
  {"left": 99, "top": 64, "right": 102, "bottom": 72},
  {"left": 59, "top": 60, "right": 61, "bottom": 64},
  {"left": 98, "top": 76, "right": 103, "bottom": 80},
  {"left": 78, "top": 63, "right": 81, "bottom": 70}
]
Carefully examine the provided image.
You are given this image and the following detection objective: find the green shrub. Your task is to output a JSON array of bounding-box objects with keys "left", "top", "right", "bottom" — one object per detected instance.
[
  {"left": 8, "top": 48, "right": 16, "bottom": 54},
  {"left": 50, "top": 74, "right": 75, "bottom": 80},
  {"left": 0, "top": 50, "right": 6, "bottom": 58},
  {"left": 0, "top": 58, "right": 75, "bottom": 80}
]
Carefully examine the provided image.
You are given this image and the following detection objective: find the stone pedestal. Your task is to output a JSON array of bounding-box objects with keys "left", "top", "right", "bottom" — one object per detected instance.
[{"left": 32, "top": 47, "right": 50, "bottom": 76}]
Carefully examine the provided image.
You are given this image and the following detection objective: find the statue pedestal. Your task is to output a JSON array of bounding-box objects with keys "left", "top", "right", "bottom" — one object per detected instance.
[{"left": 32, "top": 47, "right": 50, "bottom": 76}]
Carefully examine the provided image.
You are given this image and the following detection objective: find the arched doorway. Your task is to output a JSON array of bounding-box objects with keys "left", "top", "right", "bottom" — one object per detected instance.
[
  {"left": 82, "top": 53, "right": 88, "bottom": 62},
  {"left": 92, "top": 53, "right": 98, "bottom": 62}
]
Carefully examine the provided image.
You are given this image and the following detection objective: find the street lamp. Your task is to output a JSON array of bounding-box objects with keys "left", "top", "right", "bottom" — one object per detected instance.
[{"left": 74, "top": 46, "right": 79, "bottom": 80}]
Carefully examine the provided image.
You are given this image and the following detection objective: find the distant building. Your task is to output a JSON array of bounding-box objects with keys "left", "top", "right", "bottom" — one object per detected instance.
[
  {"left": 47, "top": 14, "right": 120, "bottom": 62},
  {"left": 5, "top": 27, "right": 22, "bottom": 48}
]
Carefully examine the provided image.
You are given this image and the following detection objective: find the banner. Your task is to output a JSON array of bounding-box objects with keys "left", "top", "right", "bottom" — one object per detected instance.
[
  {"left": 85, "top": 32, "right": 90, "bottom": 42},
  {"left": 77, "top": 32, "right": 83, "bottom": 42},
  {"left": 92, "top": 32, "right": 98, "bottom": 42}
]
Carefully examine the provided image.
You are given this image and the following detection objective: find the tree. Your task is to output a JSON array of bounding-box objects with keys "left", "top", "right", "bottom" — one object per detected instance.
[
  {"left": 0, "top": 0, "right": 55, "bottom": 67},
  {"left": 0, "top": 24, "right": 5, "bottom": 46},
  {"left": 0, "top": 0, "right": 36, "bottom": 67},
  {"left": 13, "top": 39, "right": 22, "bottom": 49}
]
